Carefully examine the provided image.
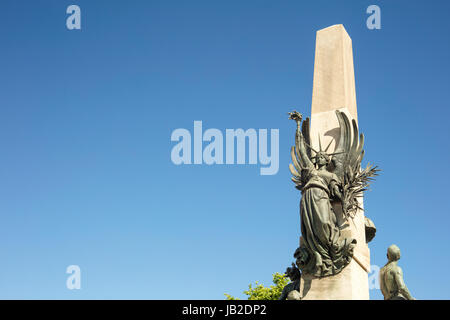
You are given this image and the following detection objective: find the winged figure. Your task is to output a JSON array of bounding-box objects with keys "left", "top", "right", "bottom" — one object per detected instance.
[{"left": 288, "top": 110, "right": 378, "bottom": 277}]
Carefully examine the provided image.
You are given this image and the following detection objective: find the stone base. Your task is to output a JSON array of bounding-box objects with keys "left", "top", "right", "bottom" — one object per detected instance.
[{"left": 299, "top": 259, "right": 369, "bottom": 300}]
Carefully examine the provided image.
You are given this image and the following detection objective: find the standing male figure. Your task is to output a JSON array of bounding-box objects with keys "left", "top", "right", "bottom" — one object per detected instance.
[{"left": 379, "top": 245, "right": 415, "bottom": 300}]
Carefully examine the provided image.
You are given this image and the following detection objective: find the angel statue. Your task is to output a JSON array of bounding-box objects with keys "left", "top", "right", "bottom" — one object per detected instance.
[{"left": 288, "top": 110, "right": 378, "bottom": 278}]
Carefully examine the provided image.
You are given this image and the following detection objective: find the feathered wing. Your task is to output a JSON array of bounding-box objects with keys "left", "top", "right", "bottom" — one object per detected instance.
[
  {"left": 289, "top": 117, "right": 314, "bottom": 190},
  {"left": 333, "top": 110, "right": 379, "bottom": 219}
]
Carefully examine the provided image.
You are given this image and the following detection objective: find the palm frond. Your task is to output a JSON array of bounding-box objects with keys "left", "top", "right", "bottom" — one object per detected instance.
[{"left": 342, "top": 164, "right": 380, "bottom": 220}]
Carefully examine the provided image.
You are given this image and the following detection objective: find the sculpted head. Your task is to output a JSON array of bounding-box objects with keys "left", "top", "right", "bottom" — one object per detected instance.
[
  {"left": 387, "top": 244, "right": 401, "bottom": 262},
  {"left": 314, "top": 151, "right": 330, "bottom": 168}
]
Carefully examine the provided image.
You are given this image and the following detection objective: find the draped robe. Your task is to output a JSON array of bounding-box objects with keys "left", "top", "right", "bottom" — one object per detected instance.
[{"left": 298, "top": 168, "right": 356, "bottom": 277}]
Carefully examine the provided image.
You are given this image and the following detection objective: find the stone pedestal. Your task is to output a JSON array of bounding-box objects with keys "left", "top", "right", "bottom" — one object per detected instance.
[
  {"left": 300, "top": 259, "right": 369, "bottom": 300},
  {"left": 299, "top": 24, "right": 370, "bottom": 300}
]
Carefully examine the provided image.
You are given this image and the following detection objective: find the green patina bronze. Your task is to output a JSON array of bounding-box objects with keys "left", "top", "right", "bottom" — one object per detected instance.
[
  {"left": 288, "top": 110, "right": 378, "bottom": 278},
  {"left": 379, "top": 245, "right": 415, "bottom": 300},
  {"left": 279, "top": 263, "right": 301, "bottom": 300}
]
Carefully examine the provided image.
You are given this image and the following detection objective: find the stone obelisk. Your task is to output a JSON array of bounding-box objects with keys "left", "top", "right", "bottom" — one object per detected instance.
[{"left": 299, "top": 24, "right": 370, "bottom": 300}]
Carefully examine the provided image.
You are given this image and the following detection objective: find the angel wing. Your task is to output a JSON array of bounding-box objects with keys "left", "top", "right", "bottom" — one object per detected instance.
[
  {"left": 333, "top": 110, "right": 379, "bottom": 219},
  {"left": 289, "top": 115, "right": 314, "bottom": 190}
]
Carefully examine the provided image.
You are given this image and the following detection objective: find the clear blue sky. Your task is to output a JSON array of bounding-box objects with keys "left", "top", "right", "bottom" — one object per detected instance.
[{"left": 0, "top": 0, "right": 449, "bottom": 299}]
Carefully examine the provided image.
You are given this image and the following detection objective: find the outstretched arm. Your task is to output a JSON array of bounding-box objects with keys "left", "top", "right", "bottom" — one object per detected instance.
[
  {"left": 289, "top": 111, "right": 313, "bottom": 169},
  {"left": 296, "top": 129, "right": 312, "bottom": 167}
]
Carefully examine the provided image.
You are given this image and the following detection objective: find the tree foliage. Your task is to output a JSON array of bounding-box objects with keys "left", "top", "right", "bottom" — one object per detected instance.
[{"left": 224, "top": 272, "right": 289, "bottom": 300}]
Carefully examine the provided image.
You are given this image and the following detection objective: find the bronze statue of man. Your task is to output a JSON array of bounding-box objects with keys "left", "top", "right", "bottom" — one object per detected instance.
[{"left": 379, "top": 245, "right": 415, "bottom": 300}]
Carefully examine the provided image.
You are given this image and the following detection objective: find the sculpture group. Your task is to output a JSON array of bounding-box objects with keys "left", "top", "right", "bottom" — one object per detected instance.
[
  {"left": 277, "top": 25, "right": 415, "bottom": 300},
  {"left": 288, "top": 110, "right": 377, "bottom": 278},
  {"left": 279, "top": 110, "right": 414, "bottom": 300}
]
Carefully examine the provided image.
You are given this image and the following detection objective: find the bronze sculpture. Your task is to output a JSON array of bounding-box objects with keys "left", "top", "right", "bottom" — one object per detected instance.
[
  {"left": 379, "top": 245, "right": 415, "bottom": 300},
  {"left": 288, "top": 110, "right": 378, "bottom": 277},
  {"left": 279, "top": 263, "right": 301, "bottom": 300}
]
